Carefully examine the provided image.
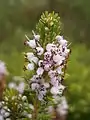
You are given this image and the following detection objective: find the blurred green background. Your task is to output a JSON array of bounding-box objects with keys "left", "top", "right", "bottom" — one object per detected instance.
[{"left": 0, "top": 0, "right": 90, "bottom": 120}]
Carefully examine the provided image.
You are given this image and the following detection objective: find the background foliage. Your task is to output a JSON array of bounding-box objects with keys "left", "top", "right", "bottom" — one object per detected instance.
[{"left": 0, "top": 0, "right": 90, "bottom": 120}]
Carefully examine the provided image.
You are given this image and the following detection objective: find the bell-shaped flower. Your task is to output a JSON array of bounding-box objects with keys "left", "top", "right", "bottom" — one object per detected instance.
[
  {"left": 34, "top": 35, "right": 40, "bottom": 41},
  {"left": 56, "top": 35, "right": 63, "bottom": 41},
  {"left": 44, "top": 64, "right": 51, "bottom": 71},
  {"left": 48, "top": 70, "right": 57, "bottom": 78},
  {"left": 26, "top": 63, "right": 34, "bottom": 71},
  {"left": 50, "top": 84, "right": 65, "bottom": 95},
  {"left": 38, "top": 85, "right": 46, "bottom": 101},
  {"left": 46, "top": 43, "right": 56, "bottom": 52},
  {"left": 31, "top": 83, "right": 39, "bottom": 90},
  {"left": 44, "top": 51, "right": 52, "bottom": 60},
  {"left": 26, "top": 52, "right": 34, "bottom": 60},
  {"left": 53, "top": 54, "right": 65, "bottom": 65},
  {"left": 56, "top": 66, "right": 63, "bottom": 75},
  {"left": 38, "top": 60, "right": 43, "bottom": 67},
  {"left": 56, "top": 35, "right": 68, "bottom": 47},
  {"left": 32, "top": 31, "right": 40, "bottom": 41},
  {"left": 62, "top": 47, "right": 70, "bottom": 57},
  {"left": 31, "top": 57, "right": 38, "bottom": 64},
  {"left": 26, "top": 40, "right": 36, "bottom": 48},
  {"left": 37, "top": 67, "right": 44, "bottom": 75},
  {"left": 26, "top": 52, "right": 38, "bottom": 64},
  {"left": 51, "top": 77, "right": 59, "bottom": 87},
  {"left": 36, "top": 47, "right": 44, "bottom": 55},
  {"left": 50, "top": 86, "right": 60, "bottom": 95}
]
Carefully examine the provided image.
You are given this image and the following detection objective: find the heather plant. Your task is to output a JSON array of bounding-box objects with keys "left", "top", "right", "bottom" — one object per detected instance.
[
  {"left": 23, "top": 11, "right": 71, "bottom": 120},
  {"left": 0, "top": 11, "right": 71, "bottom": 120}
]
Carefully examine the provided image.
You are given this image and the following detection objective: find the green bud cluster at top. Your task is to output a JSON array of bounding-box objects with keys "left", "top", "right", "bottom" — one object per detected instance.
[{"left": 36, "top": 11, "right": 61, "bottom": 48}]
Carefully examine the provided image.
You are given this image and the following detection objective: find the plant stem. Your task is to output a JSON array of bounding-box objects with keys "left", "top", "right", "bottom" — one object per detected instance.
[{"left": 32, "top": 98, "right": 38, "bottom": 120}]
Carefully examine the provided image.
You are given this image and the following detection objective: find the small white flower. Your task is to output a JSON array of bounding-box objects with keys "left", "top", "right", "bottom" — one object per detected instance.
[
  {"left": 37, "top": 67, "right": 44, "bottom": 75},
  {"left": 38, "top": 93, "right": 44, "bottom": 101},
  {"left": 31, "top": 57, "right": 38, "bottom": 64},
  {"left": 17, "top": 82, "right": 25, "bottom": 94},
  {"left": 59, "top": 84, "right": 65, "bottom": 91},
  {"left": 34, "top": 35, "right": 40, "bottom": 41},
  {"left": 26, "top": 52, "right": 33, "bottom": 62},
  {"left": 56, "top": 35, "right": 63, "bottom": 42},
  {"left": 26, "top": 52, "right": 34, "bottom": 60},
  {"left": 31, "top": 75, "right": 41, "bottom": 82},
  {"left": 48, "top": 70, "right": 56, "bottom": 78},
  {"left": 38, "top": 60, "right": 43, "bottom": 67},
  {"left": 60, "top": 39, "right": 68, "bottom": 46},
  {"left": 22, "top": 96, "right": 27, "bottom": 101},
  {"left": 26, "top": 63, "right": 34, "bottom": 71},
  {"left": 1, "top": 108, "right": 6, "bottom": 115},
  {"left": 31, "top": 83, "right": 39, "bottom": 90},
  {"left": 46, "top": 43, "right": 56, "bottom": 52},
  {"left": 26, "top": 40, "right": 36, "bottom": 48},
  {"left": 44, "top": 52, "right": 52, "bottom": 60},
  {"left": 62, "top": 48, "right": 70, "bottom": 57},
  {"left": 38, "top": 90, "right": 46, "bottom": 101},
  {"left": 56, "top": 66, "right": 63, "bottom": 75},
  {"left": 4, "top": 112, "right": 10, "bottom": 118},
  {"left": 56, "top": 35, "right": 68, "bottom": 46},
  {"left": 26, "top": 53, "right": 38, "bottom": 64},
  {"left": 51, "top": 77, "right": 59, "bottom": 87},
  {"left": 8, "top": 82, "right": 16, "bottom": 89},
  {"left": 50, "top": 84, "right": 65, "bottom": 95},
  {"left": 44, "top": 64, "right": 51, "bottom": 71},
  {"left": 32, "top": 31, "right": 40, "bottom": 41},
  {"left": 36, "top": 47, "right": 44, "bottom": 55}
]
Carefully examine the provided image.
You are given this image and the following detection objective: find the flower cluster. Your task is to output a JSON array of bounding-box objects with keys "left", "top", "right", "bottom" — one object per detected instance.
[
  {"left": 24, "top": 32, "right": 70, "bottom": 101},
  {"left": 3, "top": 90, "right": 34, "bottom": 120},
  {"left": 8, "top": 76, "right": 25, "bottom": 94},
  {"left": 0, "top": 101, "right": 10, "bottom": 120}
]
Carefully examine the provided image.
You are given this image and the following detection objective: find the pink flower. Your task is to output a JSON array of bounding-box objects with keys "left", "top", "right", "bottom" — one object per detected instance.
[
  {"left": 50, "top": 77, "right": 59, "bottom": 87},
  {"left": 53, "top": 54, "right": 65, "bottom": 65},
  {"left": 44, "top": 64, "right": 51, "bottom": 71}
]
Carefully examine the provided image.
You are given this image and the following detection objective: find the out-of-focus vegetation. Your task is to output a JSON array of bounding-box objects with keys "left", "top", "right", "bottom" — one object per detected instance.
[{"left": 0, "top": 0, "right": 90, "bottom": 120}]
